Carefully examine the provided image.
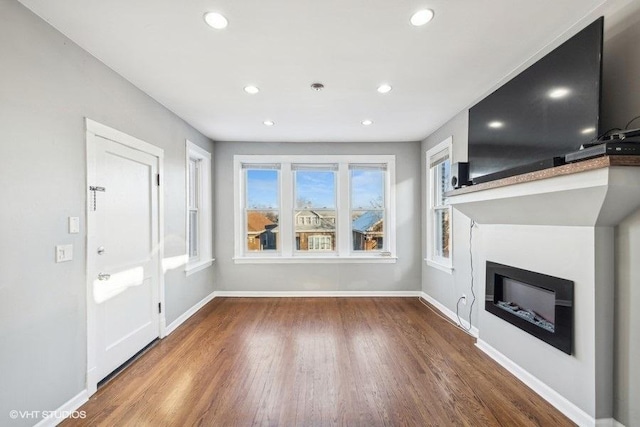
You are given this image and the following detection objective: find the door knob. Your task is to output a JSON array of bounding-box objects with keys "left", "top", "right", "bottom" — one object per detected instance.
[
  {"left": 97, "top": 246, "right": 105, "bottom": 255},
  {"left": 98, "top": 273, "right": 111, "bottom": 281}
]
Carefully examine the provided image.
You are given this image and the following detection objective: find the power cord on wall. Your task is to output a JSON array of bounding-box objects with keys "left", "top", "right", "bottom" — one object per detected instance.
[{"left": 456, "top": 219, "right": 477, "bottom": 333}]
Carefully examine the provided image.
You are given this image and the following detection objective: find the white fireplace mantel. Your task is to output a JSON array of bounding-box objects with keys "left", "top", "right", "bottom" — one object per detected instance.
[{"left": 447, "top": 156, "right": 640, "bottom": 226}]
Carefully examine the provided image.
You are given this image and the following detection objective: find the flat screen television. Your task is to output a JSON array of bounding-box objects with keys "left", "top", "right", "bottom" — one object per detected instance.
[{"left": 468, "top": 17, "right": 603, "bottom": 184}]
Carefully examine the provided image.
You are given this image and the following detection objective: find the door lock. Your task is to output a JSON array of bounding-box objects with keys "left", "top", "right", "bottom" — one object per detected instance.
[
  {"left": 97, "top": 246, "right": 105, "bottom": 255},
  {"left": 97, "top": 273, "right": 111, "bottom": 281}
]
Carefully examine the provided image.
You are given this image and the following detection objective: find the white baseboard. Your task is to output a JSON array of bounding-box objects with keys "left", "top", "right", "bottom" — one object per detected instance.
[
  {"left": 476, "top": 339, "right": 605, "bottom": 427},
  {"left": 214, "top": 290, "right": 422, "bottom": 298},
  {"left": 163, "top": 291, "right": 216, "bottom": 336},
  {"left": 595, "top": 419, "right": 625, "bottom": 427},
  {"left": 32, "top": 389, "right": 89, "bottom": 427},
  {"left": 420, "top": 292, "right": 479, "bottom": 337}
]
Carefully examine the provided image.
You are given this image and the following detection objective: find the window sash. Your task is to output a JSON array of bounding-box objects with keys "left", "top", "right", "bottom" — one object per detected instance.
[
  {"left": 187, "top": 158, "right": 201, "bottom": 261},
  {"left": 188, "top": 209, "right": 199, "bottom": 259},
  {"left": 433, "top": 206, "right": 451, "bottom": 260},
  {"left": 432, "top": 160, "right": 450, "bottom": 208}
]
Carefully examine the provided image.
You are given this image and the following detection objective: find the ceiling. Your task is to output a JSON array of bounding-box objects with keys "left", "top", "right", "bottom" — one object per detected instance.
[{"left": 18, "top": 0, "right": 610, "bottom": 143}]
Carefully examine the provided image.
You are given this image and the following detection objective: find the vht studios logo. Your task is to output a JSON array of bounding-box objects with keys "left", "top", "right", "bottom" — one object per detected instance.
[{"left": 9, "top": 410, "right": 86, "bottom": 420}]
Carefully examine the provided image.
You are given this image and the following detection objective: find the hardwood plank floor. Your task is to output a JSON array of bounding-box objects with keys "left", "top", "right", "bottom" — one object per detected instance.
[{"left": 64, "top": 298, "right": 575, "bottom": 426}]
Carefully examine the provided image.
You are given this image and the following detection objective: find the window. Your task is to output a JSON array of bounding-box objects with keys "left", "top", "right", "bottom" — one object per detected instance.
[
  {"left": 186, "top": 141, "right": 213, "bottom": 275},
  {"left": 243, "top": 164, "right": 279, "bottom": 252},
  {"left": 426, "top": 137, "right": 453, "bottom": 273},
  {"left": 308, "top": 235, "right": 332, "bottom": 251},
  {"left": 234, "top": 155, "right": 396, "bottom": 263},
  {"left": 294, "top": 164, "right": 337, "bottom": 253},
  {"left": 351, "top": 164, "right": 386, "bottom": 252}
]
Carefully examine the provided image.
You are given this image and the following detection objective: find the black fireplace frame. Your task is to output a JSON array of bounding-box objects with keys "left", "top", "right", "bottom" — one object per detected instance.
[{"left": 485, "top": 261, "right": 574, "bottom": 355}]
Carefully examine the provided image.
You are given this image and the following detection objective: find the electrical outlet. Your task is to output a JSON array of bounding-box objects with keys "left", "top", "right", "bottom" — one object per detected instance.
[
  {"left": 69, "top": 216, "right": 80, "bottom": 234},
  {"left": 461, "top": 294, "right": 467, "bottom": 305}
]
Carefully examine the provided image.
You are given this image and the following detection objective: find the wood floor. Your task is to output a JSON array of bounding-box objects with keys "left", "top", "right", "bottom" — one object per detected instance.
[{"left": 65, "top": 298, "right": 574, "bottom": 426}]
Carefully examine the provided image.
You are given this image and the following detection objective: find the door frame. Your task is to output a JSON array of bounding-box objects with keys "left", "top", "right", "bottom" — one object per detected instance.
[{"left": 85, "top": 118, "right": 166, "bottom": 395}]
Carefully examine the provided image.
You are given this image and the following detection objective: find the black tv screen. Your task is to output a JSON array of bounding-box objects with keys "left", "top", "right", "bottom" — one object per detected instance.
[{"left": 468, "top": 17, "right": 603, "bottom": 183}]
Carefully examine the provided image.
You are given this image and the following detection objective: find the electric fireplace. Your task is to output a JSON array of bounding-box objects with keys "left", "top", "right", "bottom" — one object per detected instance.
[{"left": 485, "top": 262, "right": 574, "bottom": 354}]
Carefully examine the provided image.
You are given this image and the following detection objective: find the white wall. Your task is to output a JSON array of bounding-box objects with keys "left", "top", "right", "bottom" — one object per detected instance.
[
  {"left": 0, "top": 1, "right": 215, "bottom": 424},
  {"left": 214, "top": 141, "right": 421, "bottom": 292}
]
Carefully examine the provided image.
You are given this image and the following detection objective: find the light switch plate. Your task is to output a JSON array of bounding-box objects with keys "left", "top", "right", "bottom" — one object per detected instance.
[
  {"left": 69, "top": 217, "right": 80, "bottom": 234},
  {"left": 56, "top": 244, "right": 73, "bottom": 263}
]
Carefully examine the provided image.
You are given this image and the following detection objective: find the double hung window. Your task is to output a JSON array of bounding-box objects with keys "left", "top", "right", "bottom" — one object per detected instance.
[
  {"left": 186, "top": 141, "right": 213, "bottom": 275},
  {"left": 426, "top": 138, "right": 453, "bottom": 272}
]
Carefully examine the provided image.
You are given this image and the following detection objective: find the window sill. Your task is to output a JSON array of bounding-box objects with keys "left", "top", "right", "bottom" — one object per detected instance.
[
  {"left": 425, "top": 259, "right": 454, "bottom": 274},
  {"left": 185, "top": 258, "right": 215, "bottom": 276},
  {"left": 234, "top": 256, "right": 397, "bottom": 264}
]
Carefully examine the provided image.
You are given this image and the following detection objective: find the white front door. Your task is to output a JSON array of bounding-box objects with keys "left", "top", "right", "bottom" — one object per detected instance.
[{"left": 87, "top": 130, "right": 161, "bottom": 386}]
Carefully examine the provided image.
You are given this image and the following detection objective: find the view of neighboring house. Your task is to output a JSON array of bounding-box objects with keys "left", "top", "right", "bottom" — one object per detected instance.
[
  {"left": 247, "top": 210, "right": 383, "bottom": 251},
  {"left": 352, "top": 210, "right": 384, "bottom": 251},
  {"left": 294, "top": 210, "right": 336, "bottom": 251},
  {"left": 246, "top": 212, "right": 277, "bottom": 250}
]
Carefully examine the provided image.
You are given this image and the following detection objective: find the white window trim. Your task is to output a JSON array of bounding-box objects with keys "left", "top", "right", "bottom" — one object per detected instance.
[
  {"left": 185, "top": 141, "right": 214, "bottom": 275},
  {"left": 425, "top": 137, "right": 453, "bottom": 274},
  {"left": 233, "top": 154, "right": 396, "bottom": 263}
]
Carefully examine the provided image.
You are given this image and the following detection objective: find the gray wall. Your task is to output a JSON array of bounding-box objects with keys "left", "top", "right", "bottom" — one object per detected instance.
[
  {"left": 421, "top": 1, "right": 640, "bottom": 424},
  {"left": 214, "top": 141, "right": 421, "bottom": 292},
  {"left": 420, "top": 111, "right": 478, "bottom": 327},
  {"left": 0, "top": 1, "right": 215, "bottom": 424},
  {"left": 603, "top": 1, "right": 640, "bottom": 425}
]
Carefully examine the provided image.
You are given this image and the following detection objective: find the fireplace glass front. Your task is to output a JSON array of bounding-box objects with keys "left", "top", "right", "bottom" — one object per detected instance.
[{"left": 485, "top": 262, "right": 573, "bottom": 354}]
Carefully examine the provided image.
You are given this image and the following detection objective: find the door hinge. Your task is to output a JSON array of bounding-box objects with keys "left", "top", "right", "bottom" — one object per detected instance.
[
  {"left": 158, "top": 302, "right": 162, "bottom": 313},
  {"left": 156, "top": 174, "right": 160, "bottom": 186}
]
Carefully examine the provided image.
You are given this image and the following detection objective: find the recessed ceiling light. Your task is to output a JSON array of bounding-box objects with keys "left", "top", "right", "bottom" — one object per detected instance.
[
  {"left": 311, "top": 83, "right": 325, "bottom": 91},
  {"left": 548, "top": 87, "right": 570, "bottom": 99},
  {"left": 362, "top": 119, "right": 373, "bottom": 126},
  {"left": 377, "top": 84, "right": 392, "bottom": 94},
  {"left": 581, "top": 127, "right": 596, "bottom": 134},
  {"left": 488, "top": 121, "right": 504, "bottom": 129},
  {"left": 263, "top": 120, "right": 275, "bottom": 126},
  {"left": 244, "top": 85, "right": 259, "bottom": 94},
  {"left": 410, "top": 9, "right": 435, "bottom": 26},
  {"left": 203, "top": 12, "right": 228, "bottom": 29}
]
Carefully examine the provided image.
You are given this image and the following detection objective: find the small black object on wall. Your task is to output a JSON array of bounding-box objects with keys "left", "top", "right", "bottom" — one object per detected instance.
[{"left": 450, "top": 162, "right": 470, "bottom": 189}]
